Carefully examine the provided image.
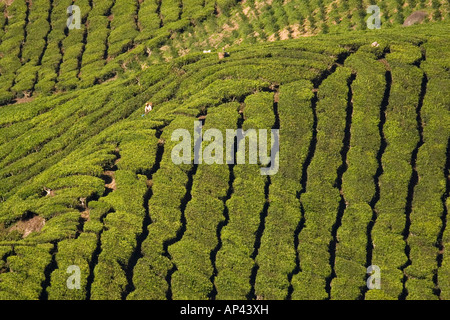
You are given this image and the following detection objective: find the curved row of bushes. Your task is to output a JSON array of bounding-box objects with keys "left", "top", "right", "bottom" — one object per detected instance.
[
  {"left": 406, "top": 37, "right": 450, "bottom": 299},
  {"left": 255, "top": 80, "right": 315, "bottom": 300},
  {"left": 0, "top": 0, "right": 28, "bottom": 104},
  {"left": 0, "top": 243, "right": 53, "bottom": 299},
  {"left": 215, "top": 92, "right": 274, "bottom": 299},
  {"left": 79, "top": 0, "right": 116, "bottom": 87},
  {"left": 128, "top": 116, "right": 194, "bottom": 300},
  {"left": 366, "top": 48, "right": 424, "bottom": 300},
  {"left": 426, "top": 35, "right": 450, "bottom": 300},
  {"left": 168, "top": 104, "right": 238, "bottom": 299},
  {"left": 11, "top": 0, "right": 51, "bottom": 97},
  {"left": 291, "top": 66, "right": 353, "bottom": 299},
  {"left": 330, "top": 48, "right": 386, "bottom": 299},
  {"left": 34, "top": 0, "right": 74, "bottom": 96}
]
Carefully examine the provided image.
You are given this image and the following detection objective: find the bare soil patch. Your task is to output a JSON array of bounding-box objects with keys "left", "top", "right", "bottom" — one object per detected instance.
[
  {"left": 279, "top": 28, "right": 290, "bottom": 40},
  {"left": 15, "top": 95, "right": 34, "bottom": 105},
  {"left": 103, "top": 170, "right": 117, "bottom": 191},
  {"left": 9, "top": 214, "right": 45, "bottom": 238},
  {"left": 80, "top": 209, "right": 90, "bottom": 221}
]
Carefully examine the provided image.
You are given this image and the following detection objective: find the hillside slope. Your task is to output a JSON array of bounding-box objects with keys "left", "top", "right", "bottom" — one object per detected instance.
[
  {"left": 0, "top": 0, "right": 449, "bottom": 103},
  {"left": 0, "top": 5, "right": 449, "bottom": 300}
]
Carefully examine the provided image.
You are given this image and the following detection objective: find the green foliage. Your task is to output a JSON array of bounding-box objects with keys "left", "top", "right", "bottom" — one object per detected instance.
[
  {"left": 47, "top": 233, "right": 97, "bottom": 300},
  {"left": 0, "top": 10, "right": 449, "bottom": 300},
  {"left": 327, "top": 51, "right": 387, "bottom": 299},
  {"left": 0, "top": 244, "right": 53, "bottom": 300},
  {"left": 291, "top": 67, "right": 352, "bottom": 299}
]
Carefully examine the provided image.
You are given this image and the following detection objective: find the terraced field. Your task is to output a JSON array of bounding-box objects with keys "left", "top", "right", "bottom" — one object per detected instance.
[
  {"left": 0, "top": 0, "right": 449, "bottom": 301},
  {"left": 0, "top": 0, "right": 449, "bottom": 104}
]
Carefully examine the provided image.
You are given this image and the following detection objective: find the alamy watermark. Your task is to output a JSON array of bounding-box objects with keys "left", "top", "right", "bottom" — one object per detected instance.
[
  {"left": 67, "top": 5, "right": 81, "bottom": 30},
  {"left": 66, "top": 265, "right": 81, "bottom": 289},
  {"left": 171, "top": 121, "right": 279, "bottom": 175},
  {"left": 367, "top": 5, "right": 381, "bottom": 29},
  {"left": 366, "top": 265, "right": 381, "bottom": 290}
]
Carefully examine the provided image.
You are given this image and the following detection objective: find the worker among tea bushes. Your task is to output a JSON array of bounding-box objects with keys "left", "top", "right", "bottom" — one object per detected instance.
[{"left": 142, "top": 102, "right": 153, "bottom": 117}]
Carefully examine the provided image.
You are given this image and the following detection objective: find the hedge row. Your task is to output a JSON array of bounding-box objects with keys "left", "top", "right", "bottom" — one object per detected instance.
[
  {"left": 291, "top": 67, "right": 353, "bottom": 300},
  {"left": 169, "top": 104, "right": 239, "bottom": 299},
  {"left": 255, "top": 80, "right": 315, "bottom": 300},
  {"left": 0, "top": 0, "right": 28, "bottom": 102},
  {"left": 160, "top": 0, "right": 181, "bottom": 25},
  {"left": 0, "top": 243, "right": 53, "bottom": 299},
  {"left": 215, "top": 92, "right": 274, "bottom": 299},
  {"left": 34, "top": 0, "right": 73, "bottom": 95},
  {"left": 78, "top": 0, "right": 116, "bottom": 87},
  {"left": 366, "top": 56, "right": 423, "bottom": 300},
  {"left": 89, "top": 170, "right": 148, "bottom": 299},
  {"left": 406, "top": 38, "right": 450, "bottom": 300},
  {"left": 426, "top": 35, "right": 450, "bottom": 300},
  {"left": 56, "top": 0, "right": 92, "bottom": 91},
  {"left": 11, "top": 0, "right": 51, "bottom": 97},
  {"left": 47, "top": 233, "right": 98, "bottom": 300},
  {"left": 107, "top": 0, "right": 139, "bottom": 58},
  {"left": 330, "top": 49, "right": 386, "bottom": 299},
  {"left": 128, "top": 116, "right": 195, "bottom": 299},
  {"left": 135, "top": 0, "right": 161, "bottom": 42}
]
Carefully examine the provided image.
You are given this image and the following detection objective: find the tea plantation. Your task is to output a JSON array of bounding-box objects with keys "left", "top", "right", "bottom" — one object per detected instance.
[{"left": 0, "top": 0, "right": 449, "bottom": 300}]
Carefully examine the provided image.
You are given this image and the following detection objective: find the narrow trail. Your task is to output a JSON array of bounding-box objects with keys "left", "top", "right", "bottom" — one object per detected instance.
[
  {"left": 18, "top": 0, "right": 31, "bottom": 64},
  {"left": 39, "top": 241, "right": 58, "bottom": 300},
  {"left": 248, "top": 88, "right": 279, "bottom": 300},
  {"left": 164, "top": 116, "right": 204, "bottom": 300},
  {"left": 104, "top": 0, "right": 117, "bottom": 61},
  {"left": 41, "top": 148, "right": 122, "bottom": 300},
  {"left": 76, "top": 1, "right": 93, "bottom": 80},
  {"left": 85, "top": 148, "right": 122, "bottom": 300},
  {"left": 39, "top": 2, "right": 55, "bottom": 63},
  {"left": 326, "top": 72, "right": 355, "bottom": 298},
  {"left": 135, "top": 0, "right": 142, "bottom": 32},
  {"left": 209, "top": 161, "right": 235, "bottom": 300},
  {"left": 157, "top": 0, "right": 163, "bottom": 28},
  {"left": 31, "top": 0, "right": 54, "bottom": 96},
  {"left": 399, "top": 66, "right": 427, "bottom": 301},
  {"left": 123, "top": 127, "right": 166, "bottom": 299},
  {"left": 248, "top": 175, "right": 270, "bottom": 300},
  {"left": 208, "top": 100, "right": 247, "bottom": 300},
  {"left": 56, "top": 0, "right": 75, "bottom": 78},
  {"left": 9, "top": 0, "right": 31, "bottom": 93},
  {"left": 287, "top": 51, "right": 354, "bottom": 298},
  {"left": 435, "top": 138, "right": 450, "bottom": 299},
  {"left": 363, "top": 64, "right": 392, "bottom": 299}
]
